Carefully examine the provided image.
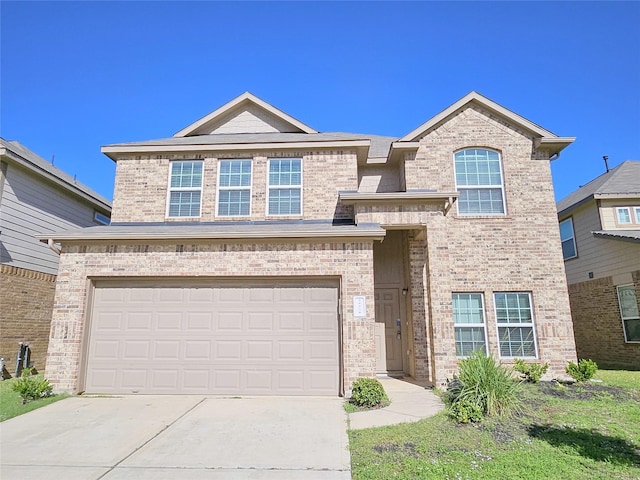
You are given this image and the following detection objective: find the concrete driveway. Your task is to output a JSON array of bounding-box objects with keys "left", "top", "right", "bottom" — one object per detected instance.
[{"left": 0, "top": 395, "right": 351, "bottom": 479}]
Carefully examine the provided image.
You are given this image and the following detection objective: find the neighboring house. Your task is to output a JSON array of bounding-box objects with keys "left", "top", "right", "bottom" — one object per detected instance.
[
  {"left": 40, "top": 91, "right": 577, "bottom": 396},
  {"left": 0, "top": 138, "right": 112, "bottom": 376},
  {"left": 557, "top": 161, "right": 640, "bottom": 369}
]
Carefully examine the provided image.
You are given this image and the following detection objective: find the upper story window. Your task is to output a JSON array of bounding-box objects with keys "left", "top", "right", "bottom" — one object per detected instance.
[
  {"left": 167, "top": 160, "right": 203, "bottom": 217},
  {"left": 494, "top": 292, "right": 538, "bottom": 358},
  {"left": 616, "top": 207, "right": 632, "bottom": 224},
  {"left": 617, "top": 285, "right": 640, "bottom": 343},
  {"left": 454, "top": 149, "right": 505, "bottom": 215},
  {"left": 452, "top": 293, "right": 488, "bottom": 357},
  {"left": 559, "top": 217, "right": 577, "bottom": 260},
  {"left": 94, "top": 211, "right": 111, "bottom": 225},
  {"left": 217, "top": 159, "right": 252, "bottom": 217},
  {"left": 268, "top": 158, "right": 302, "bottom": 216}
]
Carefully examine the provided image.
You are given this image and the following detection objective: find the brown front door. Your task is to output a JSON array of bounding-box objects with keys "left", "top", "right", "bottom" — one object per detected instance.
[{"left": 374, "top": 288, "right": 403, "bottom": 372}]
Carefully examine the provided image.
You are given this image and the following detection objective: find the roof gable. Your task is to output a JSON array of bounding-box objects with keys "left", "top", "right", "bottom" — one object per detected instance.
[
  {"left": 557, "top": 160, "right": 640, "bottom": 214},
  {"left": 398, "top": 91, "right": 572, "bottom": 148},
  {"left": 174, "top": 92, "right": 317, "bottom": 137}
]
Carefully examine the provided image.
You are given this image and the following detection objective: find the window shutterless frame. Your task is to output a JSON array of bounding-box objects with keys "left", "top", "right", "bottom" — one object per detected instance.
[
  {"left": 617, "top": 284, "right": 640, "bottom": 343},
  {"left": 452, "top": 292, "right": 489, "bottom": 357},
  {"left": 493, "top": 292, "right": 539, "bottom": 359},
  {"left": 266, "top": 158, "right": 303, "bottom": 217},
  {"left": 454, "top": 148, "right": 506, "bottom": 216},
  {"left": 559, "top": 217, "right": 577, "bottom": 260},
  {"left": 616, "top": 207, "right": 633, "bottom": 225},
  {"left": 215, "top": 159, "right": 253, "bottom": 218},
  {"left": 634, "top": 207, "right": 640, "bottom": 223},
  {"left": 165, "top": 160, "right": 203, "bottom": 218}
]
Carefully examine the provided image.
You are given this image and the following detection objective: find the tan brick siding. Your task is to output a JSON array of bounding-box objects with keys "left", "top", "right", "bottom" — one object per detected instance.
[
  {"left": 45, "top": 241, "right": 375, "bottom": 393},
  {"left": 110, "top": 151, "right": 357, "bottom": 223},
  {"left": 0, "top": 265, "right": 56, "bottom": 376},
  {"left": 406, "top": 104, "right": 577, "bottom": 384},
  {"left": 568, "top": 273, "right": 640, "bottom": 369}
]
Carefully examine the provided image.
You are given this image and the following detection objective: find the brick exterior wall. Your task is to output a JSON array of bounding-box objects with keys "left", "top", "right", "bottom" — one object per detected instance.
[
  {"left": 404, "top": 105, "right": 577, "bottom": 384},
  {"left": 568, "top": 273, "right": 640, "bottom": 369},
  {"left": 0, "top": 265, "right": 56, "bottom": 376},
  {"left": 110, "top": 150, "right": 357, "bottom": 223},
  {"left": 45, "top": 241, "right": 375, "bottom": 393}
]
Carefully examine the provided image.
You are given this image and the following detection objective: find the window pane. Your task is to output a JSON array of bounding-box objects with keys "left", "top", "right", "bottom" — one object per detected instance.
[
  {"left": 455, "top": 327, "right": 487, "bottom": 356},
  {"left": 218, "top": 189, "right": 250, "bottom": 216},
  {"left": 617, "top": 208, "right": 632, "bottom": 224},
  {"left": 618, "top": 285, "right": 639, "bottom": 320},
  {"left": 171, "top": 161, "right": 203, "bottom": 189},
  {"left": 168, "top": 191, "right": 201, "bottom": 217},
  {"left": 454, "top": 149, "right": 502, "bottom": 187},
  {"left": 268, "top": 188, "right": 301, "bottom": 215},
  {"left": 559, "top": 219, "right": 574, "bottom": 240},
  {"left": 561, "top": 239, "right": 576, "bottom": 259},
  {"left": 458, "top": 188, "right": 504, "bottom": 214},
  {"left": 219, "top": 160, "right": 251, "bottom": 187},
  {"left": 269, "top": 159, "right": 301, "bottom": 187},
  {"left": 498, "top": 327, "right": 535, "bottom": 357},
  {"left": 452, "top": 293, "right": 484, "bottom": 324},
  {"left": 624, "top": 319, "right": 640, "bottom": 342}
]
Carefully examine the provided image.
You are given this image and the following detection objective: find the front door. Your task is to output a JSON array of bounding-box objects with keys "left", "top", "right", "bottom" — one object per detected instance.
[{"left": 374, "top": 288, "right": 402, "bottom": 372}]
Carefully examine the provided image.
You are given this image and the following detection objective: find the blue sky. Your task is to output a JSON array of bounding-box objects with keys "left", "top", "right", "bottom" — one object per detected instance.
[{"left": 2, "top": 1, "right": 639, "bottom": 203}]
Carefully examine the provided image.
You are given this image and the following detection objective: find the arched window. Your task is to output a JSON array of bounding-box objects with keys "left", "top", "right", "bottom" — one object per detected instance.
[{"left": 454, "top": 148, "right": 505, "bottom": 215}]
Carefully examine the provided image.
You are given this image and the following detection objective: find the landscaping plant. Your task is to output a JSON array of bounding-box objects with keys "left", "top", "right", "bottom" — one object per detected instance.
[
  {"left": 447, "top": 350, "right": 522, "bottom": 422},
  {"left": 513, "top": 358, "right": 549, "bottom": 383},
  {"left": 351, "top": 377, "right": 389, "bottom": 408},
  {"left": 565, "top": 359, "right": 598, "bottom": 382},
  {"left": 11, "top": 368, "right": 53, "bottom": 403}
]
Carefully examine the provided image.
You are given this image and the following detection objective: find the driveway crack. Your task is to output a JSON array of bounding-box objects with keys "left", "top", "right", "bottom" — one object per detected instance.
[{"left": 95, "top": 396, "right": 207, "bottom": 480}]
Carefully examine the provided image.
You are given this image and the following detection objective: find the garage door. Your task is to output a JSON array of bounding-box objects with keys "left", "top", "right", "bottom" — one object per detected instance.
[{"left": 85, "top": 280, "right": 340, "bottom": 395}]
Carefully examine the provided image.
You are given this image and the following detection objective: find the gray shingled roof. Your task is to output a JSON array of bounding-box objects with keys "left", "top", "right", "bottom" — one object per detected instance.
[
  {"left": 0, "top": 138, "right": 112, "bottom": 210},
  {"left": 592, "top": 230, "right": 640, "bottom": 244},
  {"left": 104, "top": 132, "right": 398, "bottom": 159},
  {"left": 557, "top": 160, "right": 640, "bottom": 215},
  {"left": 36, "top": 220, "right": 386, "bottom": 242}
]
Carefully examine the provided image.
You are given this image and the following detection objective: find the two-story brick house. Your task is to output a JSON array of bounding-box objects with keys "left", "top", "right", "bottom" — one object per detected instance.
[{"left": 41, "top": 92, "right": 577, "bottom": 395}]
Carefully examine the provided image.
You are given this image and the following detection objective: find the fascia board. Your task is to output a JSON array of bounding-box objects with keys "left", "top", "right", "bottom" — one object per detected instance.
[
  {"left": 398, "top": 91, "right": 558, "bottom": 142},
  {"left": 339, "top": 191, "right": 459, "bottom": 205},
  {"left": 173, "top": 92, "right": 317, "bottom": 137}
]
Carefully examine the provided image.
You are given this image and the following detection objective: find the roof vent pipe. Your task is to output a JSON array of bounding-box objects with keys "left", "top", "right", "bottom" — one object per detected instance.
[{"left": 603, "top": 155, "right": 610, "bottom": 173}]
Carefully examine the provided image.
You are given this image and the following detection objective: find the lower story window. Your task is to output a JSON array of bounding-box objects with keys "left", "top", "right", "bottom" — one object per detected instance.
[
  {"left": 495, "top": 292, "right": 537, "bottom": 358},
  {"left": 453, "top": 293, "right": 487, "bottom": 357},
  {"left": 617, "top": 285, "right": 640, "bottom": 342}
]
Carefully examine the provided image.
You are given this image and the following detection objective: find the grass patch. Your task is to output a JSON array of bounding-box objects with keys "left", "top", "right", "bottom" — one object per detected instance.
[
  {"left": 0, "top": 378, "right": 68, "bottom": 422},
  {"left": 349, "top": 370, "right": 640, "bottom": 479}
]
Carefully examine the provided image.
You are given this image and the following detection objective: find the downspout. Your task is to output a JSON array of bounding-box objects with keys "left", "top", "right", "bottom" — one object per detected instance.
[{"left": 47, "top": 238, "right": 61, "bottom": 255}]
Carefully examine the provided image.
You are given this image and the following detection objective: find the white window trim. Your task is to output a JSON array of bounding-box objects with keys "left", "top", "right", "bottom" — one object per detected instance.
[
  {"left": 559, "top": 217, "right": 578, "bottom": 260},
  {"left": 266, "top": 157, "right": 303, "bottom": 217},
  {"left": 634, "top": 207, "right": 640, "bottom": 223},
  {"left": 494, "top": 292, "right": 539, "bottom": 359},
  {"left": 616, "top": 207, "right": 633, "bottom": 225},
  {"left": 165, "top": 160, "right": 203, "bottom": 219},
  {"left": 617, "top": 284, "right": 640, "bottom": 343},
  {"left": 215, "top": 159, "right": 253, "bottom": 218},
  {"left": 454, "top": 148, "right": 507, "bottom": 216},
  {"left": 453, "top": 292, "right": 489, "bottom": 358}
]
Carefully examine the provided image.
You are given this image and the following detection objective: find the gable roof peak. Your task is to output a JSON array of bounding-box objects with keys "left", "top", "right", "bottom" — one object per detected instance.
[{"left": 174, "top": 92, "right": 317, "bottom": 137}]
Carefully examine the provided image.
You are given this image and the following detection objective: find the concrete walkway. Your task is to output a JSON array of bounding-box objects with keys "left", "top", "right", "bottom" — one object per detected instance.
[{"left": 348, "top": 376, "right": 445, "bottom": 430}]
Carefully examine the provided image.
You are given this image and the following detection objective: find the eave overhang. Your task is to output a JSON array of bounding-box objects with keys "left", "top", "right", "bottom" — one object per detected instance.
[
  {"left": 592, "top": 230, "right": 640, "bottom": 244},
  {"left": 101, "top": 140, "right": 371, "bottom": 162},
  {"left": 339, "top": 190, "right": 459, "bottom": 205},
  {"left": 37, "top": 222, "right": 386, "bottom": 244}
]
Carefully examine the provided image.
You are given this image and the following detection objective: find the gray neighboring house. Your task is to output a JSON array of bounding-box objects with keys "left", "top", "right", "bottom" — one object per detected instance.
[
  {"left": 557, "top": 160, "right": 640, "bottom": 369},
  {"left": 0, "top": 138, "right": 112, "bottom": 376}
]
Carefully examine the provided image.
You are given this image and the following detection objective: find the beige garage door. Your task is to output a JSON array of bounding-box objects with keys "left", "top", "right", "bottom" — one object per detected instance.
[{"left": 85, "top": 280, "right": 340, "bottom": 395}]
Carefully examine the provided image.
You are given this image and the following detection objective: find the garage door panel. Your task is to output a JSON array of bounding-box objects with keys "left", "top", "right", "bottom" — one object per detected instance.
[{"left": 86, "top": 282, "right": 339, "bottom": 395}]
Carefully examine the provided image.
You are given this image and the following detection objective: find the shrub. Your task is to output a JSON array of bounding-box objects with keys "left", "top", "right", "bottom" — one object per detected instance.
[
  {"left": 12, "top": 368, "right": 53, "bottom": 403},
  {"left": 513, "top": 359, "right": 549, "bottom": 383},
  {"left": 566, "top": 359, "right": 598, "bottom": 382},
  {"left": 447, "top": 350, "right": 521, "bottom": 422},
  {"left": 351, "top": 377, "right": 389, "bottom": 408},
  {"left": 449, "top": 396, "right": 484, "bottom": 424}
]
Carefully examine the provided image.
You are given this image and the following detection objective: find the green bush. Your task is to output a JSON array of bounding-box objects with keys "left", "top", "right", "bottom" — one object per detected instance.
[
  {"left": 447, "top": 350, "right": 521, "bottom": 422},
  {"left": 513, "top": 359, "right": 549, "bottom": 383},
  {"left": 566, "top": 359, "right": 598, "bottom": 382},
  {"left": 449, "top": 396, "right": 484, "bottom": 423},
  {"left": 351, "top": 377, "right": 389, "bottom": 408},
  {"left": 12, "top": 368, "right": 53, "bottom": 403}
]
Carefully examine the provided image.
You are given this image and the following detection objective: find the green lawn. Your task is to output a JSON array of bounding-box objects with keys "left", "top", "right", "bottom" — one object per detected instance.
[
  {"left": 0, "top": 378, "right": 68, "bottom": 422},
  {"left": 348, "top": 371, "right": 640, "bottom": 480}
]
